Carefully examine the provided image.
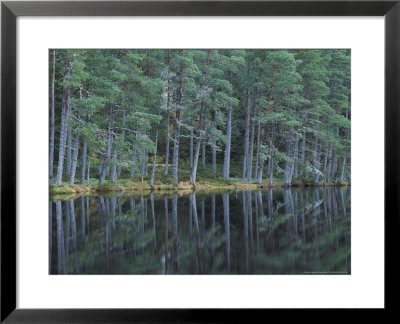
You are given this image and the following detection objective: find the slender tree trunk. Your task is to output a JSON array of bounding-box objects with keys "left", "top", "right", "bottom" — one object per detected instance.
[
  {"left": 242, "top": 88, "right": 251, "bottom": 181},
  {"left": 150, "top": 130, "right": 158, "bottom": 187},
  {"left": 293, "top": 132, "right": 299, "bottom": 179},
  {"left": 68, "top": 128, "right": 80, "bottom": 184},
  {"left": 340, "top": 156, "right": 347, "bottom": 182},
  {"left": 212, "top": 109, "right": 217, "bottom": 174},
  {"left": 247, "top": 103, "right": 256, "bottom": 182},
  {"left": 299, "top": 130, "right": 306, "bottom": 176},
  {"left": 117, "top": 110, "right": 126, "bottom": 176},
  {"left": 86, "top": 151, "right": 90, "bottom": 185},
  {"left": 55, "top": 54, "right": 71, "bottom": 185},
  {"left": 222, "top": 72, "right": 233, "bottom": 179},
  {"left": 172, "top": 50, "right": 185, "bottom": 184},
  {"left": 80, "top": 140, "right": 87, "bottom": 184},
  {"left": 313, "top": 137, "right": 320, "bottom": 184},
  {"left": 189, "top": 126, "right": 194, "bottom": 168},
  {"left": 254, "top": 121, "right": 261, "bottom": 179},
  {"left": 111, "top": 147, "right": 117, "bottom": 185},
  {"left": 164, "top": 52, "right": 171, "bottom": 175},
  {"left": 99, "top": 104, "right": 114, "bottom": 185},
  {"left": 49, "top": 49, "right": 56, "bottom": 178},
  {"left": 190, "top": 50, "right": 210, "bottom": 184}
]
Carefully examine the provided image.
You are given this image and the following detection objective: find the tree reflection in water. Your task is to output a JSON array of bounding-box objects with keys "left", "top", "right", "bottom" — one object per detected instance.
[{"left": 50, "top": 187, "right": 351, "bottom": 274}]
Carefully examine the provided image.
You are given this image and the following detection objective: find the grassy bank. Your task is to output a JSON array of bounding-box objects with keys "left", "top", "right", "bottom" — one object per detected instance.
[
  {"left": 49, "top": 163, "right": 349, "bottom": 198},
  {"left": 49, "top": 177, "right": 350, "bottom": 199}
]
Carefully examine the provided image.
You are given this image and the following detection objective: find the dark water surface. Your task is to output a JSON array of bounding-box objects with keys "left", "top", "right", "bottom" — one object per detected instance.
[{"left": 49, "top": 188, "right": 350, "bottom": 275}]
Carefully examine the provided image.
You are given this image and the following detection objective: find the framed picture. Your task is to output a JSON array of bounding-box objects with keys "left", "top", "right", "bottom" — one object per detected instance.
[{"left": 1, "top": 0, "right": 398, "bottom": 321}]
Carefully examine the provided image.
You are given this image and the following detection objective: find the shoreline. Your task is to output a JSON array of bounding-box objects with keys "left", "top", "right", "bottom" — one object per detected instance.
[{"left": 49, "top": 180, "right": 350, "bottom": 200}]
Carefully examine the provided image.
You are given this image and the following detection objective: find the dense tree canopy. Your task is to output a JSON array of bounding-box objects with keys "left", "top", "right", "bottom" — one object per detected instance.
[{"left": 49, "top": 49, "right": 350, "bottom": 187}]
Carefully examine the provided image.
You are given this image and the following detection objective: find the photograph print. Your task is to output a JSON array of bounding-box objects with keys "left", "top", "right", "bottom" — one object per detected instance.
[{"left": 49, "top": 49, "right": 351, "bottom": 275}]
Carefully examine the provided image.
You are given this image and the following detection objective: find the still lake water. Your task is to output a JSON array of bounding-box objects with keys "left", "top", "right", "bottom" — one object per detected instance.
[{"left": 49, "top": 187, "right": 350, "bottom": 275}]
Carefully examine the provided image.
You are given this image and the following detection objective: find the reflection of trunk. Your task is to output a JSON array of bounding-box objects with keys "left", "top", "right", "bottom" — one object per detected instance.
[
  {"left": 99, "top": 196, "right": 110, "bottom": 274},
  {"left": 191, "top": 193, "right": 202, "bottom": 274},
  {"left": 150, "top": 193, "right": 157, "bottom": 251},
  {"left": 300, "top": 192, "right": 305, "bottom": 242},
  {"left": 80, "top": 196, "right": 85, "bottom": 243},
  {"left": 164, "top": 197, "right": 169, "bottom": 274},
  {"left": 68, "top": 200, "right": 77, "bottom": 253},
  {"left": 49, "top": 202, "right": 52, "bottom": 272},
  {"left": 246, "top": 191, "right": 254, "bottom": 273},
  {"left": 86, "top": 196, "right": 90, "bottom": 235},
  {"left": 242, "top": 191, "right": 249, "bottom": 273},
  {"left": 65, "top": 201, "right": 70, "bottom": 256},
  {"left": 172, "top": 195, "right": 179, "bottom": 272},
  {"left": 222, "top": 193, "right": 230, "bottom": 273},
  {"left": 255, "top": 191, "right": 263, "bottom": 252},
  {"left": 56, "top": 201, "right": 65, "bottom": 274}
]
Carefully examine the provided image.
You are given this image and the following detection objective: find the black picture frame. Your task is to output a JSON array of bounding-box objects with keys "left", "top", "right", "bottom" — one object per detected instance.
[{"left": 1, "top": 0, "right": 398, "bottom": 321}]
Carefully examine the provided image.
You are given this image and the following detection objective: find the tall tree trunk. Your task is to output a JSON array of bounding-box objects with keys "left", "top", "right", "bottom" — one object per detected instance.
[
  {"left": 222, "top": 72, "right": 233, "bottom": 179},
  {"left": 172, "top": 50, "right": 185, "bottom": 184},
  {"left": 55, "top": 53, "right": 71, "bottom": 185},
  {"left": 99, "top": 104, "right": 114, "bottom": 185},
  {"left": 68, "top": 127, "right": 80, "bottom": 184},
  {"left": 150, "top": 130, "right": 159, "bottom": 187},
  {"left": 80, "top": 140, "right": 87, "bottom": 184},
  {"left": 212, "top": 109, "right": 217, "bottom": 174},
  {"left": 299, "top": 129, "right": 306, "bottom": 176},
  {"left": 66, "top": 126, "right": 72, "bottom": 177},
  {"left": 254, "top": 121, "right": 261, "bottom": 180},
  {"left": 247, "top": 103, "right": 256, "bottom": 182},
  {"left": 189, "top": 126, "right": 194, "bottom": 168},
  {"left": 340, "top": 156, "right": 347, "bottom": 182},
  {"left": 190, "top": 50, "right": 210, "bottom": 185},
  {"left": 49, "top": 49, "right": 56, "bottom": 178},
  {"left": 117, "top": 110, "right": 126, "bottom": 176},
  {"left": 242, "top": 88, "right": 251, "bottom": 181},
  {"left": 111, "top": 147, "right": 117, "bottom": 185},
  {"left": 164, "top": 52, "right": 171, "bottom": 175},
  {"left": 86, "top": 150, "right": 90, "bottom": 185},
  {"left": 313, "top": 137, "right": 320, "bottom": 184},
  {"left": 293, "top": 132, "right": 299, "bottom": 179}
]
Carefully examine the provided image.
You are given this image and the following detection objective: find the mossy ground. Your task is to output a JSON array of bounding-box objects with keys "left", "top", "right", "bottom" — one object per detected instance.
[{"left": 50, "top": 163, "right": 349, "bottom": 199}]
